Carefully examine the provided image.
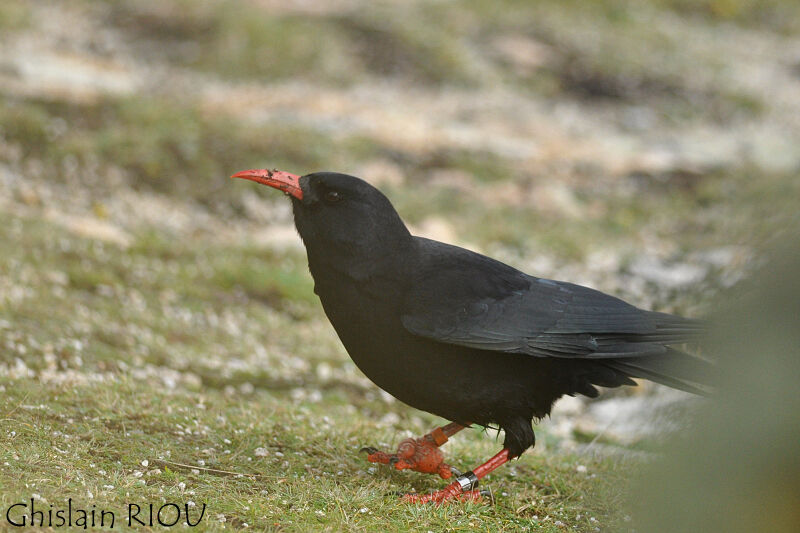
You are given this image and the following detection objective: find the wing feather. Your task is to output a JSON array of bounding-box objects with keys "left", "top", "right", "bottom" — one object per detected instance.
[{"left": 402, "top": 239, "right": 704, "bottom": 359}]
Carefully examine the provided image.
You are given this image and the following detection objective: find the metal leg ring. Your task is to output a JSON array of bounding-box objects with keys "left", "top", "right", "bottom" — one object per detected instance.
[{"left": 455, "top": 471, "right": 479, "bottom": 492}]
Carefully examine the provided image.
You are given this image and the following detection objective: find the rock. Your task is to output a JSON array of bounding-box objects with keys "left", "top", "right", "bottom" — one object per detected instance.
[
  {"left": 409, "top": 216, "right": 457, "bottom": 244},
  {"left": 355, "top": 159, "right": 405, "bottom": 187},
  {"left": 46, "top": 210, "right": 132, "bottom": 248},
  {"left": 490, "top": 35, "right": 554, "bottom": 74},
  {"left": 573, "top": 390, "right": 694, "bottom": 445},
  {"left": 629, "top": 256, "right": 707, "bottom": 289}
]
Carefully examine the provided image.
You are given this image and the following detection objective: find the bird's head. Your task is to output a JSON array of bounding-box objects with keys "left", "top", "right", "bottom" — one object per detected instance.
[{"left": 231, "top": 169, "right": 412, "bottom": 270}]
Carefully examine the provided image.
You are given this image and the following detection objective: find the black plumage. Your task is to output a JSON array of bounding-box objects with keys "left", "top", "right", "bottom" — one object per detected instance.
[{"left": 236, "top": 170, "right": 711, "bottom": 459}]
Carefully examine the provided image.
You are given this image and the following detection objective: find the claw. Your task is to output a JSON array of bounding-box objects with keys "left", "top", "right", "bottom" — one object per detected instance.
[
  {"left": 360, "top": 423, "right": 467, "bottom": 480},
  {"left": 401, "top": 448, "right": 511, "bottom": 505},
  {"left": 395, "top": 483, "right": 494, "bottom": 505},
  {"left": 401, "top": 482, "right": 486, "bottom": 504},
  {"left": 359, "top": 436, "right": 453, "bottom": 478}
]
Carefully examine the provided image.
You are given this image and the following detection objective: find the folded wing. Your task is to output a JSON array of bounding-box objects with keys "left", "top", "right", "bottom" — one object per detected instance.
[{"left": 402, "top": 240, "right": 705, "bottom": 360}]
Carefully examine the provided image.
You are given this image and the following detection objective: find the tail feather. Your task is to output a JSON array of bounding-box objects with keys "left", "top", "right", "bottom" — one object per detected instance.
[{"left": 605, "top": 347, "right": 715, "bottom": 396}]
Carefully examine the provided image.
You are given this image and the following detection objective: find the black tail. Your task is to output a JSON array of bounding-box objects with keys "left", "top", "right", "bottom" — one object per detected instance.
[{"left": 605, "top": 348, "right": 715, "bottom": 396}]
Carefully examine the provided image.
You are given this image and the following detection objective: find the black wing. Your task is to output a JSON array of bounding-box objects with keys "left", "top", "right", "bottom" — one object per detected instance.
[{"left": 401, "top": 239, "right": 703, "bottom": 359}]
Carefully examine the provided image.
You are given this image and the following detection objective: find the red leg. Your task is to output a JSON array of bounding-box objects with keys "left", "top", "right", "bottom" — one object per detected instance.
[
  {"left": 402, "top": 448, "right": 511, "bottom": 504},
  {"left": 362, "top": 422, "right": 465, "bottom": 479}
]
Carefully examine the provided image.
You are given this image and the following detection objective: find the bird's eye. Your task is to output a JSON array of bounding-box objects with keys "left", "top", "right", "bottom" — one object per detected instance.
[{"left": 324, "top": 190, "right": 341, "bottom": 204}]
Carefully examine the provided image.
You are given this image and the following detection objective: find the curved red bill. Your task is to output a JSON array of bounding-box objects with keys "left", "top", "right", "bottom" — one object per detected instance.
[{"left": 230, "top": 169, "right": 303, "bottom": 200}]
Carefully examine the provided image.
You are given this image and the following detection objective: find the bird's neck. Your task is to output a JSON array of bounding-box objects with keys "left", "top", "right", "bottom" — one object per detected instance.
[{"left": 305, "top": 233, "right": 415, "bottom": 284}]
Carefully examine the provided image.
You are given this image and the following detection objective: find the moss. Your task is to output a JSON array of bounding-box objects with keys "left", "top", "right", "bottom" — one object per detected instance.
[
  {"left": 0, "top": 0, "right": 30, "bottom": 31},
  {"left": 0, "top": 95, "right": 381, "bottom": 209}
]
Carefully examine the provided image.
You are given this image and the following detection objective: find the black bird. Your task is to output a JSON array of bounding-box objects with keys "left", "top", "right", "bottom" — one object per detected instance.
[{"left": 231, "top": 169, "right": 711, "bottom": 503}]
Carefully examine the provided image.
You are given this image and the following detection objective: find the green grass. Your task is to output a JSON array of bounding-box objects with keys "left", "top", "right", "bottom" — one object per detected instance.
[
  {"left": 2, "top": 0, "right": 799, "bottom": 530},
  {"left": 0, "top": 94, "right": 383, "bottom": 210},
  {"left": 649, "top": 0, "right": 800, "bottom": 33},
  {"left": 467, "top": 0, "right": 800, "bottom": 33},
  {"left": 2, "top": 162, "right": 794, "bottom": 529},
  {"left": 102, "top": 0, "right": 474, "bottom": 86},
  {"left": 97, "top": 0, "right": 778, "bottom": 118},
  {"left": 1, "top": 377, "right": 634, "bottom": 532},
  {"left": 2, "top": 90, "right": 796, "bottom": 261},
  {"left": 0, "top": 211, "right": 323, "bottom": 383},
  {"left": 460, "top": 0, "right": 769, "bottom": 120},
  {"left": 0, "top": 0, "right": 30, "bottom": 31},
  {"left": 0, "top": 211, "right": 637, "bottom": 531}
]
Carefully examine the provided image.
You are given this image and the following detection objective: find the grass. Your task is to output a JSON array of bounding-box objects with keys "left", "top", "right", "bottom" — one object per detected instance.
[
  {"left": 6, "top": 89, "right": 794, "bottom": 266},
  {"left": 2, "top": 159, "right": 795, "bottom": 531},
  {"left": 0, "top": 94, "right": 384, "bottom": 212},
  {"left": 97, "top": 0, "right": 776, "bottom": 119},
  {"left": 0, "top": 210, "right": 637, "bottom": 531},
  {"left": 0, "top": 0, "right": 29, "bottom": 32},
  {"left": 1, "top": 377, "right": 634, "bottom": 532},
  {"left": 649, "top": 0, "right": 800, "bottom": 33},
  {"left": 103, "top": 0, "right": 474, "bottom": 86},
  {"left": 2, "top": 0, "right": 799, "bottom": 530}
]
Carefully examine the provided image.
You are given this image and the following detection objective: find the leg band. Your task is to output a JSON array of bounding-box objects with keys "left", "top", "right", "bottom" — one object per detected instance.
[{"left": 455, "top": 471, "right": 479, "bottom": 492}]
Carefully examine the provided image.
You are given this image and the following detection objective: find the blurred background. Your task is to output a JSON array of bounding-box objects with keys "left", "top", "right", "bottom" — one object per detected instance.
[{"left": 1, "top": 0, "right": 798, "bottom": 531}]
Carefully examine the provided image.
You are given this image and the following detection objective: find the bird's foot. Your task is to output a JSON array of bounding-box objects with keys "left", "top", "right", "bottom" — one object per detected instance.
[
  {"left": 400, "top": 448, "right": 511, "bottom": 505},
  {"left": 361, "top": 435, "right": 455, "bottom": 479},
  {"left": 401, "top": 475, "right": 493, "bottom": 505}
]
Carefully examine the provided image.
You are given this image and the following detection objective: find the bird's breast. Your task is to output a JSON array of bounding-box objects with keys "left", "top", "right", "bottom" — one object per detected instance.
[
  {"left": 313, "top": 274, "right": 404, "bottom": 356},
  {"left": 311, "top": 272, "right": 442, "bottom": 398}
]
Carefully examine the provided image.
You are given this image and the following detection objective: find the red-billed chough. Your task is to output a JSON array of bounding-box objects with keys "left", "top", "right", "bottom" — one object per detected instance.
[{"left": 231, "top": 169, "right": 712, "bottom": 503}]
